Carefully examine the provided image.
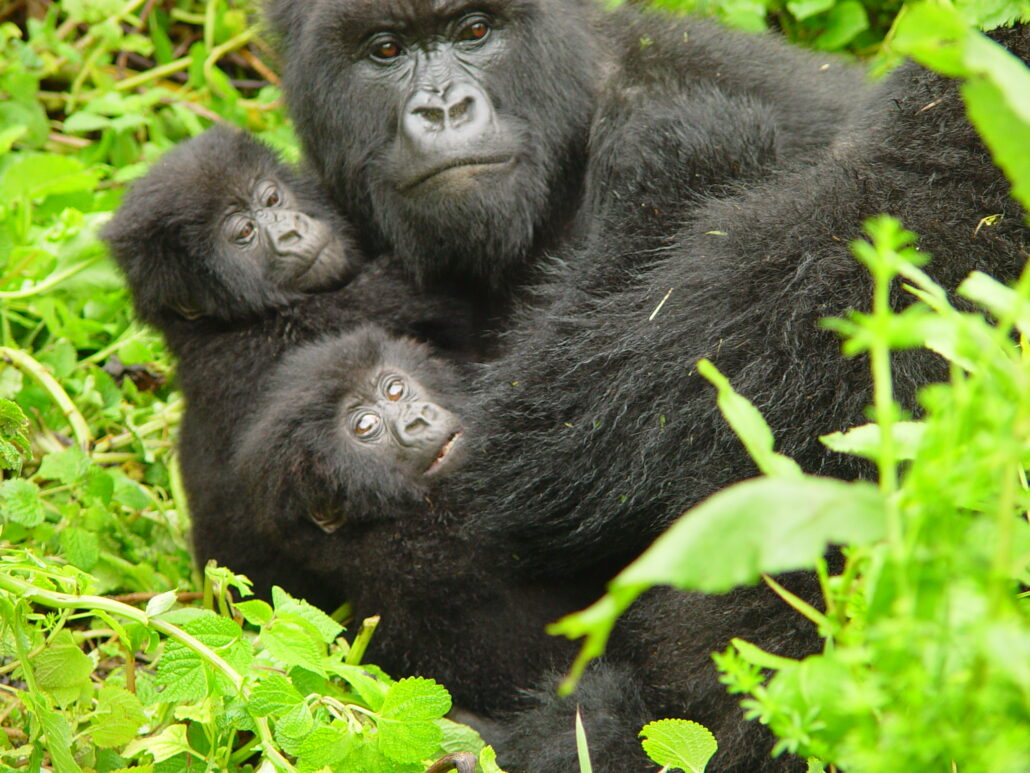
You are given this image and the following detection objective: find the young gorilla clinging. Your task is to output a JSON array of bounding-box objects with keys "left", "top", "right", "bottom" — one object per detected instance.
[
  {"left": 102, "top": 127, "right": 477, "bottom": 608},
  {"left": 231, "top": 326, "right": 587, "bottom": 717}
]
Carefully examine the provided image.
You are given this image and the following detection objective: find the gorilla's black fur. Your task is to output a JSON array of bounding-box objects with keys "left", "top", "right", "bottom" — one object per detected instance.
[
  {"left": 265, "top": 0, "right": 865, "bottom": 318},
  {"left": 231, "top": 327, "right": 591, "bottom": 715},
  {"left": 102, "top": 129, "right": 477, "bottom": 607},
  {"left": 455, "top": 27, "right": 1030, "bottom": 583},
  {"left": 470, "top": 26, "right": 1030, "bottom": 773}
]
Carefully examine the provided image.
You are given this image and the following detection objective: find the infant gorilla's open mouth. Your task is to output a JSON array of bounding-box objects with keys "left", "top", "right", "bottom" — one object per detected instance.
[{"left": 425, "top": 430, "right": 463, "bottom": 475}]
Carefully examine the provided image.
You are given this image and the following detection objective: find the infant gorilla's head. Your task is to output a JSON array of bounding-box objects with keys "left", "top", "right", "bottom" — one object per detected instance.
[
  {"left": 235, "top": 325, "right": 467, "bottom": 535},
  {"left": 102, "top": 126, "right": 360, "bottom": 325}
]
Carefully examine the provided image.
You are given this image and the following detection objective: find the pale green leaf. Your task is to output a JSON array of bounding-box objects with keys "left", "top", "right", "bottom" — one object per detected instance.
[{"left": 640, "top": 718, "right": 718, "bottom": 773}]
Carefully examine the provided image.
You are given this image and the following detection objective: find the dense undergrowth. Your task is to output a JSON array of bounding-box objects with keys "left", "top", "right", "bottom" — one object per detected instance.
[{"left": 0, "top": 0, "right": 1028, "bottom": 771}]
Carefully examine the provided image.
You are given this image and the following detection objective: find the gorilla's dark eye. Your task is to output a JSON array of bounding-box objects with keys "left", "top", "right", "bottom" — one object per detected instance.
[
  {"left": 370, "top": 37, "right": 403, "bottom": 61},
  {"left": 354, "top": 411, "right": 382, "bottom": 437},
  {"left": 384, "top": 377, "right": 405, "bottom": 401},
  {"left": 264, "top": 189, "right": 280, "bottom": 207},
  {"left": 456, "top": 16, "right": 490, "bottom": 43},
  {"left": 235, "top": 221, "right": 256, "bottom": 244}
]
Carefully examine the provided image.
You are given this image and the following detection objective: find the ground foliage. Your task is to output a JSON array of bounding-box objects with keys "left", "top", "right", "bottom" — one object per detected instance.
[{"left": 0, "top": 0, "right": 1027, "bottom": 771}]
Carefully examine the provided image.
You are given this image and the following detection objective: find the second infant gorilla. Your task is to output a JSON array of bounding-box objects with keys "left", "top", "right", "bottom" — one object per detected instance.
[{"left": 232, "top": 326, "right": 586, "bottom": 717}]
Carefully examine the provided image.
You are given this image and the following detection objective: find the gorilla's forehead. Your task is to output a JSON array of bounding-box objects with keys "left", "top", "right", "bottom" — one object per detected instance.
[{"left": 317, "top": 0, "right": 532, "bottom": 26}]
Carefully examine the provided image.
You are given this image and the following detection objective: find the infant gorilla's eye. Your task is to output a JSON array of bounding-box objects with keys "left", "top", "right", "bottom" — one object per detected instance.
[
  {"left": 456, "top": 16, "right": 490, "bottom": 42},
  {"left": 264, "top": 188, "right": 280, "bottom": 207},
  {"left": 384, "top": 377, "right": 405, "bottom": 401},
  {"left": 353, "top": 412, "right": 382, "bottom": 437},
  {"left": 235, "top": 221, "right": 255, "bottom": 243}
]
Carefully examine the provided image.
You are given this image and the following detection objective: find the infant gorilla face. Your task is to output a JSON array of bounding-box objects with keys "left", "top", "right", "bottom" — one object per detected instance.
[
  {"left": 220, "top": 174, "right": 349, "bottom": 294},
  {"left": 341, "top": 366, "right": 464, "bottom": 479}
]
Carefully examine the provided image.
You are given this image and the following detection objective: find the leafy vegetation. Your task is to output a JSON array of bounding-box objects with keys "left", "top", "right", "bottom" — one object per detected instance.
[{"left": 0, "top": 0, "right": 1027, "bottom": 771}]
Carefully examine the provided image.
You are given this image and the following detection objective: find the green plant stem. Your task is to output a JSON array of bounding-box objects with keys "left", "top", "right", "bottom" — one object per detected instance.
[
  {"left": 0, "top": 346, "right": 91, "bottom": 450},
  {"left": 0, "top": 257, "right": 102, "bottom": 300},
  {"left": 0, "top": 571, "right": 296, "bottom": 772},
  {"left": 345, "top": 615, "right": 380, "bottom": 665},
  {"left": 114, "top": 56, "right": 194, "bottom": 92},
  {"left": 204, "top": 27, "right": 258, "bottom": 97}
]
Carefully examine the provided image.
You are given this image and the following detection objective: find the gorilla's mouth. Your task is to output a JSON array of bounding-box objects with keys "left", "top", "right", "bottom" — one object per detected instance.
[
  {"left": 425, "top": 430, "right": 463, "bottom": 475},
  {"left": 399, "top": 157, "right": 515, "bottom": 192}
]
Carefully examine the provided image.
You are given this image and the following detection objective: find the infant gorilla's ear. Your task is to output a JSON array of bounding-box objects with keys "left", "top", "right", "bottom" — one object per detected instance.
[
  {"left": 233, "top": 324, "right": 468, "bottom": 536},
  {"left": 101, "top": 126, "right": 362, "bottom": 326}
]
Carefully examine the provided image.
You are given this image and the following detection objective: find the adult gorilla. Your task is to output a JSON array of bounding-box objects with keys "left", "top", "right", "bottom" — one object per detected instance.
[{"left": 265, "top": 0, "right": 865, "bottom": 324}]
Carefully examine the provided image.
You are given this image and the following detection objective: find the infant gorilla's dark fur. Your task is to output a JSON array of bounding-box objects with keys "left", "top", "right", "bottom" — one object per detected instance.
[
  {"left": 102, "top": 128, "right": 477, "bottom": 607},
  {"left": 232, "top": 327, "right": 590, "bottom": 716}
]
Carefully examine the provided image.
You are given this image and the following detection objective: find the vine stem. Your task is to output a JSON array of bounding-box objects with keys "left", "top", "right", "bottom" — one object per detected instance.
[
  {"left": 0, "top": 346, "right": 91, "bottom": 450},
  {"left": 0, "top": 571, "right": 296, "bottom": 772},
  {"left": 0, "top": 257, "right": 101, "bottom": 299}
]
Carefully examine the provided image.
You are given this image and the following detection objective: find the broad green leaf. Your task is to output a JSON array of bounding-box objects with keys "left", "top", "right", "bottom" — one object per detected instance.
[
  {"left": 0, "top": 478, "right": 45, "bottom": 526},
  {"left": 60, "top": 526, "right": 100, "bottom": 571},
  {"left": 0, "top": 155, "right": 102, "bottom": 200},
  {"left": 813, "top": 0, "right": 868, "bottom": 50},
  {"left": 91, "top": 686, "right": 147, "bottom": 748},
  {"left": 25, "top": 694, "right": 83, "bottom": 773},
  {"left": 438, "top": 717, "right": 486, "bottom": 754},
  {"left": 248, "top": 674, "right": 305, "bottom": 718},
  {"left": 235, "top": 598, "right": 274, "bottom": 627},
  {"left": 154, "top": 641, "right": 208, "bottom": 703},
  {"left": 696, "top": 359, "right": 802, "bottom": 478},
  {"left": 329, "top": 662, "right": 390, "bottom": 711},
  {"left": 272, "top": 701, "right": 316, "bottom": 756},
  {"left": 272, "top": 586, "right": 344, "bottom": 643},
  {"left": 296, "top": 725, "right": 355, "bottom": 771},
  {"left": 640, "top": 719, "right": 718, "bottom": 773},
  {"left": 37, "top": 447, "right": 91, "bottom": 485},
  {"left": 615, "top": 476, "right": 886, "bottom": 594},
  {"left": 123, "top": 724, "right": 191, "bottom": 763},
  {"left": 377, "top": 678, "right": 451, "bottom": 763},
  {"left": 261, "top": 617, "right": 327, "bottom": 676},
  {"left": 31, "top": 633, "right": 93, "bottom": 705}
]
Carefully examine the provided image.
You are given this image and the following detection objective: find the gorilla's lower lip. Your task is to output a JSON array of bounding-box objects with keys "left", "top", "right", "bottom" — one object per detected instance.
[
  {"left": 399, "top": 158, "right": 515, "bottom": 192},
  {"left": 425, "top": 430, "right": 463, "bottom": 475}
]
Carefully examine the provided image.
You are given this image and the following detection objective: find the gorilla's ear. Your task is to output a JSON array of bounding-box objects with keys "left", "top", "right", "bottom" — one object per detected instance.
[{"left": 263, "top": 0, "right": 310, "bottom": 49}]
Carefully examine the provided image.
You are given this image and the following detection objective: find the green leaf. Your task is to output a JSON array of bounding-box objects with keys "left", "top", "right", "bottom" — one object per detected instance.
[
  {"left": 820, "top": 421, "right": 926, "bottom": 461},
  {"left": 272, "top": 701, "right": 316, "bottom": 756},
  {"left": 640, "top": 719, "right": 718, "bottom": 773},
  {"left": 615, "top": 476, "right": 887, "bottom": 594},
  {"left": 248, "top": 674, "right": 305, "bottom": 718},
  {"left": 123, "top": 724, "right": 191, "bottom": 763},
  {"left": 377, "top": 678, "right": 451, "bottom": 763},
  {"left": 25, "top": 693, "right": 83, "bottom": 773},
  {"left": 154, "top": 641, "right": 207, "bottom": 703},
  {"left": 296, "top": 725, "right": 355, "bottom": 771},
  {"left": 813, "top": 0, "right": 868, "bottom": 50},
  {"left": 697, "top": 359, "right": 802, "bottom": 478},
  {"left": 60, "top": 526, "right": 100, "bottom": 571},
  {"left": 38, "top": 447, "right": 92, "bottom": 485},
  {"left": 91, "top": 686, "right": 147, "bottom": 748},
  {"left": 786, "top": 0, "right": 834, "bottom": 21},
  {"left": 145, "top": 589, "right": 178, "bottom": 618},
  {"left": 575, "top": 708, "right": 593, "bottom": 773},
  {"left": 271, "top": 586, "right": 344, "bottom": 643},
  {"left": 261, "top": 617, "right": 327, "bottom": 676},
  {"left": 0, "top": 154, "right": 102, "bottom": 200},
  {"left": 0, "top": 478, "right": 45, "bottom": 527},
  {"left": 31, "top": 633, "right": 94, "bottom": 705},
  {"left": 235, "top": 599, "right": 273, "bottom": 627}
]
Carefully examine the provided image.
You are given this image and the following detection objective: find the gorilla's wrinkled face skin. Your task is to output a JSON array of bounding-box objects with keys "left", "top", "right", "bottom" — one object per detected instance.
[
  {"left": 219, "top": 174, "right": 349, "bottom": 294},
  {"left": 270, "top": 0, "right": 599, "bottom": 291}
]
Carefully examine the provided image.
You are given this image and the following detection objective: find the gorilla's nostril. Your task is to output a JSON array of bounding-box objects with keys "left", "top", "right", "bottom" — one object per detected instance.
[
  {"left": 415, "top": 106, "right": 446, "bottom": 128},
  {"left": 448, "top": 96, "right": 474, "bottom": 123}
]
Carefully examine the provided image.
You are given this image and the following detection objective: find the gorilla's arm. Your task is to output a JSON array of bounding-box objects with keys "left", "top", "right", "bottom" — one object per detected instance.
[{"left": 454, "top": 27, "right": 1030, "bottom": 580}]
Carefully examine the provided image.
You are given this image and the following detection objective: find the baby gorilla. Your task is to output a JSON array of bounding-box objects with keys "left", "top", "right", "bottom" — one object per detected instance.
[
  {"left": 232, "top": 326, "right": 585, "bottom": 718},
  {"left": 237, "top": 325, "right": 468, "bottom": 532},
  {"left": 103, "top": 125, "right": 360, "bottom": 324},
  {"left": 102, "top": 127, "right": 477, "bottom": 608}
]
